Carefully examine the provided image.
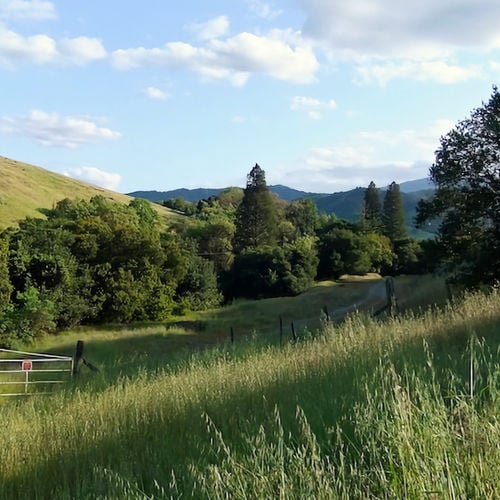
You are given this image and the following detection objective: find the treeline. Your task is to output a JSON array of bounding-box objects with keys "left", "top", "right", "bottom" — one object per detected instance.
[
  {"left": 169, "top": 164, "right": 434, "bottom": 300},
  {"left": 2, "top": 88, "right": 498, "bottom": 346},
  {"left": 0, "top": 197, "right": 221, "bottom": 345},
  {"left": 0, "top": 165, "right": 433, "bottom": 345}
]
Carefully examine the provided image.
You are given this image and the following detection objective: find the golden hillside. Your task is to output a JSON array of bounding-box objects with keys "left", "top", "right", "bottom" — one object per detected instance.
[{"left": 0, "top": 156, "right": 176, "bottom": 228}]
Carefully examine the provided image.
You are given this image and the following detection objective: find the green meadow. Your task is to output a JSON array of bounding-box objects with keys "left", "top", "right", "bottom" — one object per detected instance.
[{"left": 1, "top": 276, "right": 499, "bottom": 499}]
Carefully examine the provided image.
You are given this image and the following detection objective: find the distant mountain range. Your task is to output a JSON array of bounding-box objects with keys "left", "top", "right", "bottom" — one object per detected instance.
[
  {"left": 128, "top": 178, "right": 437, "bottom": 238},
  {"left": 128, "top": 178, "right": 434, "bottom": 203}
]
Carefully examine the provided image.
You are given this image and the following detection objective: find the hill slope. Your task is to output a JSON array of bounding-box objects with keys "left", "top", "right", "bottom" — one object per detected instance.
[
  {"left": 128, "top": 184, "right": 323, "bottom": 203},
  {"left": 0, "top": 156, "right": 176, "bottom": 228}
]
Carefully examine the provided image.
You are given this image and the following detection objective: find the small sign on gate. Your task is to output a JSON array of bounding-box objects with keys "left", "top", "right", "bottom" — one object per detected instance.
[{"left": 21, "top": 360, "right": 33, "bottom": 371}]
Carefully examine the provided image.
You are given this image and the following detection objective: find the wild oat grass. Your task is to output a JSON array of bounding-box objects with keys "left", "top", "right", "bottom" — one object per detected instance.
[{"left": 0, "top": 289, "right": 498, "bottom": 498}]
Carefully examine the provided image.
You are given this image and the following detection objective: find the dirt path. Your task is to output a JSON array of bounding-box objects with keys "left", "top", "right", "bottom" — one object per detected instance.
[
  {"left": 330, "top": 279, "right": 387, "bottom": 320},
  {"left": 292, "top": 280, "right": 388, "bottom": 331}
]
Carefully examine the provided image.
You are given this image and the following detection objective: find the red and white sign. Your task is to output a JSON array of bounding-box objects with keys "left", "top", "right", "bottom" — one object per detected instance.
[{"left": 21, "top": 360, "right": 33, "bottom": 371}]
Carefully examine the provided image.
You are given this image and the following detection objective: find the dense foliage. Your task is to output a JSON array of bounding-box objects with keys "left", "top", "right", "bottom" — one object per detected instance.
[
  {"left": 417, "top": 87, "right": 500, "bottom": 287},
  {"left": 0, "top": 163, "right": 432, "bottom": 344},
  {"left": 0, "top": 196, "right": 221, "bottom": 345}
]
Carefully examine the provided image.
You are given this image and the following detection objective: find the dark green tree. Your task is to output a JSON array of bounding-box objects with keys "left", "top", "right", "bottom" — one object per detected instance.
[
  {"left": 316, "top": 227, "right": 371, "bottom": 278},
  {"left": 233, "top": 164, "right": 278, "bottom": 252},
  {"left": 229, "top": 238, "right": 318, "bottom": 299},
  {"left": 361, "top": 181, "right": 382, "bottom": 232},
  {"left": 383, "top": 181, "right": 407, "bottom": 242},
  {"left": 285, "top": 199, "right": 319, "bottom": 238},
  {"left": 416, "top": 87, "right": 500, "bottom": 286}
]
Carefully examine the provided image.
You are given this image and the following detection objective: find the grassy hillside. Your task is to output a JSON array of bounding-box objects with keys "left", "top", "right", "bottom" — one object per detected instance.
[
  {"left": 1, "top": 278, "right": 499, "bottom": 498},
  {"left": 0, "top": 156, "right": 177, "bottom": 228}
]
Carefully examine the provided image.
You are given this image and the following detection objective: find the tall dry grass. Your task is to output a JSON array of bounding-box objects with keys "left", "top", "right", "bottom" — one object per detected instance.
[{"left": 0, "top": 290, "right": 498, "bottom": 498}]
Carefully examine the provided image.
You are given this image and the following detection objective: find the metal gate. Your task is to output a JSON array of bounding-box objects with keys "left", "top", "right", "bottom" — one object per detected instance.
[{"left": 0, "top": 348, "right": 73, "bottom": 396}]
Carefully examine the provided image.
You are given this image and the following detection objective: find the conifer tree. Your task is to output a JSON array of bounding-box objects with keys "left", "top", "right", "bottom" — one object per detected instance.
[
  {"left": 361, "top": 181, "right": 382, "bottom": 231},
  {"left": 383, "top": 181, "right": 407, "bottom": 241},
  {"left": 233, "top": 164, "right": 278, "bottom": 252}
]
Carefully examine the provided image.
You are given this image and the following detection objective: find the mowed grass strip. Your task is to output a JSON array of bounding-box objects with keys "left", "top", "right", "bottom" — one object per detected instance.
[{"left": 0, "top": 289, "right": 499, "bottom": 498}]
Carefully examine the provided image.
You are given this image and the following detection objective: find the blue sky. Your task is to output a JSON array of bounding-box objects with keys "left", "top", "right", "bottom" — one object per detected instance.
[{"left": 1, "top": 0, "right": 499, "bottom": 193}]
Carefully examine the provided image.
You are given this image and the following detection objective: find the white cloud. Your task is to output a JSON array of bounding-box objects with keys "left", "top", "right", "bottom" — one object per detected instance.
[
  {"left": 111, "top": 30, "right": 319, "bottom": 85},
  {"left": 358, "top": 119, "right": 455, "bottom": 159},
  {"left": 0, "top": 110, "right": 121, "bottom": 148},
  {"left": 247, "top": 0, "right": 283, "bottom": 20},
  {"left": 297, "top": 0, "right": 500, "bottom": 86},
  {"left": 144, "top": 86, "right": 169, "bottom": 100},
  {"left": 64, "top": 166, "right": 121, "bottom": 190},
  {"left": 0, "top": 0, "right": 56, "bottom": 21},
  {"left": 299, "top": 0, "right": 500, "bottom": 59},
  {"left": 355, "top": 60, "right": 482, "bottom": 86},
  {"left": 187, "top": 15, "right": 229, "bottom": 41},
  {"left": 59, "top": 36, "right": 107, "bottom": 65},
  {"left": 0, "top": 26, "right": 57, "bottom": 65},
  {"left": 272, "top": 119, "right": 455, "bottom": 191},
  {"left": 0, "top": 25, "right": 106, "bottom": 67},
  {"left": 290, "top": 95, "right": 337, "bottom": 119}
]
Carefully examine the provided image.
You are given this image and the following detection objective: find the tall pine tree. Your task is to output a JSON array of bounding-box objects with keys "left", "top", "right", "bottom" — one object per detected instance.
[
  {"left": 361, "top": 181, "right": 382, "bottom": 232},
  {"left": 233, "top": 164, "right": 278, "bottom": 252},
  {"left": 383, "top": 181, "right": 407, "bottom": 242}
]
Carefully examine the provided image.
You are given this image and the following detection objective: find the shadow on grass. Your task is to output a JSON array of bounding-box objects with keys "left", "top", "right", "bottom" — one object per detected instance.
[{"left": 2, "top": 303, "right": 500, "bottom": 499}]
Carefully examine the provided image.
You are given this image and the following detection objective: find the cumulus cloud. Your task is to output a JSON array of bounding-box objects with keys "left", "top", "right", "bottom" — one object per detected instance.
[
  {"left": 271, "top": 119, "right": 454, "bottom": 191},
  {"left": 277, "top": 151, "right": 431, "bottom": 192},
  {"left": 0, "top": 110, "right": 121, "bottom": 148},
  {"left": 358, "top": 119, "right": 455, "bottom": 158},
  {"left": 296, "top": 0, "right": 500, "bottom": 86},
  {"left": 64, "top": 166, "right": 121, "bottom": 190},
  {"left": 0, "top": 25, "right": 106, "bottom": 67},
  {"left": 278, "top": 161, "right": 430, "bottom": 192},
  {"left": 290, "top": 95, "right": 337, "bottom": 119},
  {"left": 58, "top": 36, "right": 107, "bottom": 65},
  {"left": 0, "top": 26, "right": 57, "bottom": 65},
  {"left": 111, "top": 30, "right": 319, "bottom": 85},
  {"left": 355, "top": 60, "right": 482, "bottom": 86},
  {"left": 0, "top": 0, "right": 56, "bottom": 21},
  {"left": 187, "top": 15, "right": 229, "bottom": 41},
  {"left": 144, "top": 86, "right": 169, "bottom": 100},
  {"left": 246, "top": 0, "right": 283, "bottom": 20},
  {"left": 299, "top": 0, "right": 500, "bottom": 59}
]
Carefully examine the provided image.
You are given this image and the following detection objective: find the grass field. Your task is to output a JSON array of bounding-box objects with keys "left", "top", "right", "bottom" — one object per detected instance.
[
  {"left": 2, "top": 276, "right": 498, "bottom": 498},
  {"left": 21, "top": 274, "right": 448, "bottom": 375},
  {"left": 0, "top": 156, "right": 178, "bottom": 229}
]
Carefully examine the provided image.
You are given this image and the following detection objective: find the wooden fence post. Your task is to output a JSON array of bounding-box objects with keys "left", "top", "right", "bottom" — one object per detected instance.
[
  {"left": 386, "top": 277, "right": 397, "bottom": 317},
  {"left": 323, "top": 305, "right": 330, "bottom": 322},
  {"left": 230, "top": 326, "right": 234, "bottom": 344},
  {"left": 73, "top": 340, "right": 84, "bottom": 376},
  {"left": 291, "top": 322, "right": 297, "bottom": 341}
]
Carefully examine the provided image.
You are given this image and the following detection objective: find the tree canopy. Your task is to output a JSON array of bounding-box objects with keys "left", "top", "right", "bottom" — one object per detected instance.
[
  {"left": 383, "top": 182, "right": 407, "bottom": 242},
  {"left": 417, "top": 87, "right": 500, "bottom": 286},
  {"left": 233, "top": 164, "right": 279, "bottom": 252},
  {"left": 361, "top": 181, "right": 383, "bottom": 232}
]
